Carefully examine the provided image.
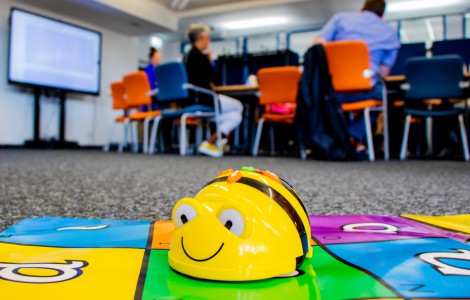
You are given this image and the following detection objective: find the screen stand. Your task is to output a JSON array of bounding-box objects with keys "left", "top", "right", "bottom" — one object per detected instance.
[
  {"left": 50, "top": 91, "right": 78, "bottom": 149},
  {"left": 24, "top": 88, "right": 49, "bottom": 148},
  {"left": 24, "top": 89, "right": 79, "bottom": 149}
]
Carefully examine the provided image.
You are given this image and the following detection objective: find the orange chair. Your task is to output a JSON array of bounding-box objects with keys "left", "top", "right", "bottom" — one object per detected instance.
[
  {"left": 103, "top": 81, "right": 135, "bottom": 153},
  {"left": 122, "top": 71, "right": 161, "bottom": 153},
  {"left": 323, "top": 40, "right": 389, "bottom": 161},
  {"left": 252, "top": 66, "right": 301, "bottom": 156}
]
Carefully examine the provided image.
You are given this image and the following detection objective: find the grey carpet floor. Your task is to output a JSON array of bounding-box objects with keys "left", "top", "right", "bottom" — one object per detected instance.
[{"left": 1, "top": 149, "right": 469, "bottom": 232}]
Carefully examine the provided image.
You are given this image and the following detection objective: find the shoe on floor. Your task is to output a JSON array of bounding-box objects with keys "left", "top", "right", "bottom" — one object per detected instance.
[
  {"left": 221, "top": 138, "right": 229, "bottom": 153},
  {"left": 198, "top": 141, "right": 223, "bottom": 158},
  {"left": 355, "top": 144, "right": 367, "bottom": 153}
]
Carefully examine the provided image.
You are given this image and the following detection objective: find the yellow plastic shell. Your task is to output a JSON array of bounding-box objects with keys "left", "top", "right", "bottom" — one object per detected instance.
[{"left": 168, "top": 168, "right": 312, "bottom": 281}]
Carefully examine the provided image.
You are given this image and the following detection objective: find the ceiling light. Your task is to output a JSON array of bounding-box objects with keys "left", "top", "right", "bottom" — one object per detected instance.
[
  {"left": 223, "top": 17, "right": 287, "bottom": 30},
  {"left": 387, "top": 0, "right": 462, "bottom": 13},
  {"left": 150, "top": 36, "right": 163, "bottom": 49},
  {"left": 171, "top": 0, "right": 189, "bottom": 10}
]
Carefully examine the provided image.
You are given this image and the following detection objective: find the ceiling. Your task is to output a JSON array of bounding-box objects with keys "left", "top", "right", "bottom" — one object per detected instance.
[
  {"left": 151, "top": 0, "right": 254, "bottom": 11},
  {"left": 10, "top": 0, "right": 470, "bottom": 40},
  {"left": 12, "top": 0, "right": 175, "bottom": 35}
]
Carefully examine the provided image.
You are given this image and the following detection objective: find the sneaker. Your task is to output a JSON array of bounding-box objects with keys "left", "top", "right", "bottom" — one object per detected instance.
[
  {"left": 221, "top": 138, "right": 229, "bottom": 153},
  {"left": 198, "top": 141, "right": 223, "bottom": 157},
  {"left": 355, "top": 144, "right": 367, "bottom": 153}
]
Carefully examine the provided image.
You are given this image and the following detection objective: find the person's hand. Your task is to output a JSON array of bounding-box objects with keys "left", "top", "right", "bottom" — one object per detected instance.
[
  {"left": 379, "top": 65, "right": 391, "bottom": 77},
  {"left": 206, "top": 49, "right": 213, "bottom": 62},
  {"left": 314, "top": 36, "right": 327, "bottom": 45}
]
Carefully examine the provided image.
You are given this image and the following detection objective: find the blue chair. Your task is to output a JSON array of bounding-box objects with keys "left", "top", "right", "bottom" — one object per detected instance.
[
  {"left": 147, "top": 62, "right": 222, "bottom": 156},
  {"left": 400, "top": 55, "right": 469, "bottom": 161}
]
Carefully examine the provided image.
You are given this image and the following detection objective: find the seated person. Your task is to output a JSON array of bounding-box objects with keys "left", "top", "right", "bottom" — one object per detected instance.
[
  {"left": 184, "top": 23, "right": 243, "bottom": 157},
  {"left": 315, "top": 0, "right": 400, "bottom": 151},
  {"left": 142, "top": 47, "right": 161, "bottom": 111}
]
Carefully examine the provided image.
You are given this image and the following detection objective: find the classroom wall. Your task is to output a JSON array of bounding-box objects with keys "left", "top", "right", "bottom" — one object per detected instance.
[
  {"left": 0, "top": 0, "right": 141, "bottom": 146},
  {"left": 161, "top": 40, "right": 183, "bottom": 63}
]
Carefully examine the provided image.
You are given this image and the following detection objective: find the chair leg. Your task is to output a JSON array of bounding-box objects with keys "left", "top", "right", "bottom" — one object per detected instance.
[
  {"left": 158, "top": 127, "right": 166, "bottom": 154},
  {"left": 425, "top": 116, "right": 433, "bottom": 156},
  {"left": 148, "top": 116, "right": 162, "bottom": 155},
  {"left": 458, "top": 114, "right": 470, "bottom": 161},
  {"left": 180, "top": 115, "right": 188, "bottom": 156},
  {"left": 364, "top": 108, "right": 375, "bottom": 161},
  {"left": 205, "top": 125, "right": 211, "bottom": 140},
  {"left": 300, "top": 149, "right": 307, "bottom": 160},
  {"left": 196, "top": 120, "right": 203, "bottom": 154},
  {"left": 252, "top": 119, "right": 265, "bottom": 156},
  {"left": 400, "top": 115, "right": 412, "bottom": 160},
  {"left": 132, "top": 122, "right": 139, "bottom": 153},
  {"left": 233, "top": 127, "right": 240, "bottom": 149},
  {"left": 269, "top": 125, "right": 275, "bottom": 156},
  {"left": 215, "top": 120, "right": 224, "bottom": 157},
  {"left": 143, "top": 118, "right": 150, "bottom": 154},
  {"left": 383, "top": 109, "right": 390, "bottom": 161},
  {"left": 103, "top": 123, "right": 114, "bottom": 152},
  {"left": 381, "top": 83, "right": 390, "bottom": 161},
  {"left": 118, "top": 120, "right": 129, "bottom": 153}
]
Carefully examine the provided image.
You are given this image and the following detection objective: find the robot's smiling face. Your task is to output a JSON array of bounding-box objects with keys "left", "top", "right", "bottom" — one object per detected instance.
[
  {"left": 173, "top": 200, "right": 249, "bottom": 263},
  {"left": 168, "top": 168, "right": 312, "bottom": 282}
]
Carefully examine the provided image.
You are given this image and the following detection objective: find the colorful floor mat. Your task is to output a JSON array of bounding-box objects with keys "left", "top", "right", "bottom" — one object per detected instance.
[{"left": 1, "top": 215, "right": 469, "bottom": 299}]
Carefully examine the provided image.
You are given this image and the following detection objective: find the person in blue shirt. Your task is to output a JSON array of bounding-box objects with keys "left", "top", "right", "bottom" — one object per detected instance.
[
  {"left": 145, "top": 47, "right": 160, "bottom": 91},
  {"left": 143, "top": 47, "right": 161, "bottom": 111},
  {"left": 315, "top": 0, "right": 400, "bottom": 151}
]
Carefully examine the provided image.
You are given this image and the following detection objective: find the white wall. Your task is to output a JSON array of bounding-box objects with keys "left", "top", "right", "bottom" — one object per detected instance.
[
  {"left": 0, "top": 0, "right": 140, "bottom": 146},
  {"left": 162, "top": 41, "right": 183, "bottom": 63}
]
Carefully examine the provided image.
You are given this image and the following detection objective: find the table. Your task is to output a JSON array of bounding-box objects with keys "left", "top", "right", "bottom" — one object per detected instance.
[
  {"left": 214, "top": 73, "right": 470, "bottom": 92},
  {"left": 213, "top": 85, "right": 260, "bottom": 154},
  {"left": 386, "top": 73, "right": 470, "bottom": 83},
  {"left": 214, "top": 74, "right": 470, "bottom": 157},
  {"left": 213, "top": 85, "right": 259, "bottom": 94}
]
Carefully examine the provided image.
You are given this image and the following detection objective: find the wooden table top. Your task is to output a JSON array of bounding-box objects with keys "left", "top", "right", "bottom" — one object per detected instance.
[
  {"left": 213, "top": 73, "right": 470, "bottom": 93},
  {"left": 213, "top": 85, "right": 259, "bottom": 93},
  {"left": 387, "top": 73, "right": 470, "bottom": 81}
]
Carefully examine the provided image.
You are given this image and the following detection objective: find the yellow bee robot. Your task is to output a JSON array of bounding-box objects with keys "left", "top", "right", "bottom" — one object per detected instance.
[{"left": 168, "top": 167, "right": 313, "bottom": 281}]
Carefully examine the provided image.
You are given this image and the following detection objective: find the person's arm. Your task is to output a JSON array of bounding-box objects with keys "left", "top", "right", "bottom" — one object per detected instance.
[
  {"left": 314, "top": 14, "right": 339, "bottom": 44},
  {"left": 380, "top": 48, "right": 399, "bottom": 77},
  {"left": 314, "top": 36, "right": 327, "bottom": 45},
  {"left": 379, "top": 31, "right": 401, "bottom": 77}
]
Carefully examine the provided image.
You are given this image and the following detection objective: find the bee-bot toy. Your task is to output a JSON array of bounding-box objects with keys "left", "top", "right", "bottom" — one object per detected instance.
[{"left": 168, "top": 167, "right": 312, "bottom": 281}]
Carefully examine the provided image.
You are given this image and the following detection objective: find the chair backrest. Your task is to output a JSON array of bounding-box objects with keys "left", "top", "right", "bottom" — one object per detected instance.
[
  {"left": 257, "top": 66, "right": 301, "bottom": 105},
  {"left": 432, "top": 39, "right": 470, "bottom": 69},
  {"left": 323, "top": 40, "right": 373, "bottom": 93},
  {"left": 110, "top": 81, "right": 127, "bottom": 110},
  {"left": 389, "top": 42, "right": 426, "bottom": 76},
  {"left": 405, "top": 55, "right": 465, "bottom": 99},
  {"left": 122, "top": 71, "right": 152, "bottom": 107},
  {"left": 154, "top": 62, "right": 189, "bottom": 102}
]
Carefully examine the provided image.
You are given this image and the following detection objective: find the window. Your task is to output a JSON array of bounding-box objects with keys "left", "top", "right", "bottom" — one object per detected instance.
[
  {"left": 289, "top": 31, "right": 319, "bottom": 59},
  {"left": 445, "top": 15, "right": 463, "bottom": 40},
  {"left": 247, "top": 34, "right": 277, "bottom": 53},
  {"left": 210, "top": 40, "right": 239, "bottom": 59},
  {"left": 399, "top": 18, "right": 437, "bottom": 43}
]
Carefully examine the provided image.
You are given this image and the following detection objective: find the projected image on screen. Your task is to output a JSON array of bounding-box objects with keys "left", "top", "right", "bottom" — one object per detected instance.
[{"left": 8, "top": 9, "right": 102, "bottom": 95}]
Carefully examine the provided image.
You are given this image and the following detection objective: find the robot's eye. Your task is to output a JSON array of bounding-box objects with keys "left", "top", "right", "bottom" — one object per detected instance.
[
  {"left": 174, "top": 204, "right": 197, "bottom": 228},
  {"left": 218, "top": 209, "right": 245, "bottom": 237}
]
